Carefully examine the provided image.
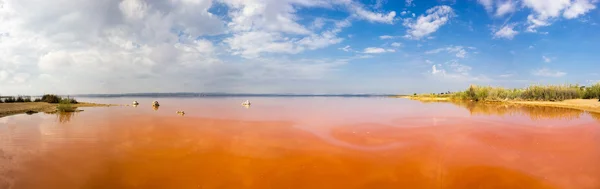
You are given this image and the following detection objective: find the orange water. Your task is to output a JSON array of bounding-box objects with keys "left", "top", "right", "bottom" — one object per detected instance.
[{"left": 1, "top": 98, "right": 599, "bottom": 189}]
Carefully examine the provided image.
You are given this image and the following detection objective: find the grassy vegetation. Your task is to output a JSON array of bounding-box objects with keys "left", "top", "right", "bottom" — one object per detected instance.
[
  {"left": 414, "top": 83, "right": 600, "bottom": 102},
  {"left": 0, "top": 94, "right": 78, "bottom": 104},
  {"left": 56, "top": 99, "right": 77, "bottom": 112},
  {"left": 2, "top": 97, "right": 16, "bottom": 103}
]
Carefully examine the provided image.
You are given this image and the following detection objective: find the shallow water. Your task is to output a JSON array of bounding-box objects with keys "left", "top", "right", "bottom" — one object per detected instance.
[{"left": 0, "top": 97, "right": 599, "bottom": 189}]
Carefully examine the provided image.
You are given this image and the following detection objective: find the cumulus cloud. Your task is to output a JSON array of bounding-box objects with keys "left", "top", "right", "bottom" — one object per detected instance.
[
  {"left": 493, "top": 24, "right": 518, "bottom": 39},
  {"left": 532, "top": 68, "right": 566, "bottom": 77},
  {"left": 391, "top": 42, "right": 402, "bottom": 47},
  {"left": 363, "top": 47, "right": 396, "bottom": 54},
  {"left": 523, "top": 0, "right": 597, "bottom": 32},
  {"left": 0, "top": 0, "right": 392, "bottom": 95},
  {"left": 564, "top": 0, "right": 597, "bottom": 19},
  {"left": 403, "top": 6, "right": 454, "bottom": 40}
]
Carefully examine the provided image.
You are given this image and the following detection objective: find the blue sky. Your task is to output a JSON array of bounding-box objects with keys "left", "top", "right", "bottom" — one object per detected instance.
[{"left": 0, "top": 0, "right": 599, "bottom": 95}]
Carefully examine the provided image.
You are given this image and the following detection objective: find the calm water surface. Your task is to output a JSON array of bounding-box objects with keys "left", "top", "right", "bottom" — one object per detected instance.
[{"left": 1, "top": 97, "right": 599, "bottom": 189}]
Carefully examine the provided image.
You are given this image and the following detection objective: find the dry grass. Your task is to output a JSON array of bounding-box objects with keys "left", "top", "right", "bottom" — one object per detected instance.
[{"left": 0, "top": 102, "right": 115, "bottom": 118}]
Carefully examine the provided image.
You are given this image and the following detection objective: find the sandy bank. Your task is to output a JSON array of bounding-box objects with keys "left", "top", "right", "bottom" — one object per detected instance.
[
  {"left": 402, "top": 96, "right": 600, "bottom": 114},
  {"left": 402, "top": 96, "right": 450, "bottom": 101},
  {"left": 0, "top": 102, "right": 116, "bottom": 118},
  {"left": 509, "top": 99, "right": 600, "bottom": 114}
]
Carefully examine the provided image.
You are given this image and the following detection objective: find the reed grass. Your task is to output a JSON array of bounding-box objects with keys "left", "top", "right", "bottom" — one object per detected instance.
[
  {"left": 416, "top": 82, "right": 600, "bottom": 102},
  {"left": 56, "top": 99, "right": 77, "bottom": 112}
]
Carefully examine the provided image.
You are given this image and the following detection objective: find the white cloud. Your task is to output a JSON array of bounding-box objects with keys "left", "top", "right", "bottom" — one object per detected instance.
[
  {"left": 425, "top": 46, "right": 468, "bottom": 58},
  {"left": 119, "top": 0, "right": 148, "bottom": 21},
  {"left": 532, "top": 68, "right": 566, "bottom": 77},
  {"left": 493, "top": 24, "right": 518, "bottom": 39},
  {"left": 429, "top": 60, "right": 487, "bottom": 81},
  {"left": 0, "top": 0, "right": 396, "bottom": 95},
  {"left": 525, "top": 14, "right": 551, "bottom": 32},
  {"left": 224, "top": 31, "right": 301, "bottom": 58},
  {"left": 363, "top": 47, "right": 396, "bottom": 54},
  {"left": 495, "top": 0, "right": 516, "bottom": 17},
  {"left": 523, "top": 0, "right": 571, "bottom": 18},
  {"left": 346, "top": 2, "right": 396, "bottom": 24},
  {"left": 339, "top": 45, "right": 352, "bottom": 52},
  {"left": 379, "top": 35, "right": 396, "bottom": 39},
  {"left": 478, "top": 0, "right": 494, "bottom": 12},
  {"left": 311, "top": 18, "right": 326, "bottom": 30},
  {"left": 431, "top": 64, "right": 446, "bottom": 75},
  {"left": 225, "top": 17, "right": 350, "bottom": 58},
  {"left": 406, "top": 0, "right": 414, "bottom": 6},
  {"left": 425, "top": 60, "right": 433, "bottom": 64},
  {"left": 523, "top": 0, "right": 597, "bottom": 32},
  {"left": 564, "top": 0, "right": 597, "bottom": 19},
  {"left": 38, "top": 51, "right": 74, "bottom": 71},
  {"left": 400, "top": 11, "right": 408, "bottom": 16},
  {"left": 373, "top": 0, "right": 387, "bottom": 9},
  {"left": 542, "top": 55, "right": 552, "bottom": 63},
  {"left": 391, "top": 42, "right": 402, "bottom": 47},
  {"left": 499, "top": 73, "right": 515, "bottom": 78},
  {"left": 403, "top": 6, "right": 454, "bottom": 40}
]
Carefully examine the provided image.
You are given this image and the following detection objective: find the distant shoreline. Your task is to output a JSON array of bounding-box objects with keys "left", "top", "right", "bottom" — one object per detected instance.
[
  {"left": 403, "top": 96, "right": 600, "bottom": 114},
  {"left": 0, "top": 102, "right": 117, "bottom": 118},
  {"left": 71, "top": 93, "right": 396, "bottom": 98}
]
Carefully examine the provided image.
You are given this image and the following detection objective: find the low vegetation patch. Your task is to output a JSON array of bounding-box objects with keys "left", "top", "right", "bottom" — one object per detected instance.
[
  {"left": 0, "top": 94, "right": 78, "bottom": 104},
  {"left": 413, "top": 82, "right": 600, "bottom": 102},
  {"left": 2, "top": 97, "right": 16, "bottom": 103},
  {"left": 56, "top": 99, "right": 78, "bottom": 112}
]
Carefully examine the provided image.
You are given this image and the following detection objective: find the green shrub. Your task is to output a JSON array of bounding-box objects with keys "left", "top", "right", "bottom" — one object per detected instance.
[
  {"left": 583, "top": 83, "right": 600, "bottom": 99},
  {"left": 15, "top": 96, "right": 25, "bottom": 102},
  {"left": 68, "top": 98, "right": 78, "bottom": 104},
  {"left": 33, "top": 98, "right": 42, "bottom": 102},
  {"left": 23, "top": 96, "right": 32, "bottom": 102},
  {"left": 56, "top": 99, "right": 77, "bottom": 112},
  {"left": 448, "top": 84, "right": 584, "bottom": 102},
  {"left": 3, "top": 97, "right": 16, "bottom": 103},
  {"left": 41, "top": 94, "right": 62, "bottom": 103}
]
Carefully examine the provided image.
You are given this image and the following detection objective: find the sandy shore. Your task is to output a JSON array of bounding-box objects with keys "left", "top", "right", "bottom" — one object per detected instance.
[
  {"left": 402, "top": 96, "right": 451, "bottom": 101},
  {"left": 0, "top": 102, "right": 116, "bottom": 118},
  {"left": 509, "top": 99, "right": 600, "bottom": 114},
  {"left": 403, "top": 96, "right": 600, "bottom": 114}
]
